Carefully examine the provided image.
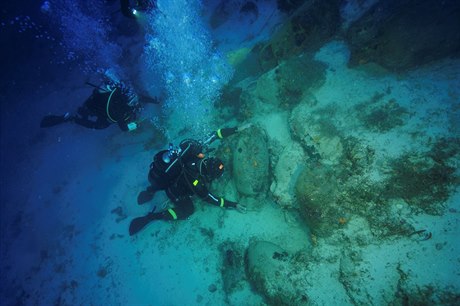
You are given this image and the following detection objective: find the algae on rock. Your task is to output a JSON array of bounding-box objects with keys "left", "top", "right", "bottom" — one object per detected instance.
[
  {"left": 295, "top": 162, "right": 340, "bottom": 237},
  {"left": 382, "top": 148, "right": 458, "bottom": 215},
  {"left": 290, "top": 102, "right": 343, "bottom": 165},
  {"left": 275, "top": 56, "right": 327, "bottom": 108}
]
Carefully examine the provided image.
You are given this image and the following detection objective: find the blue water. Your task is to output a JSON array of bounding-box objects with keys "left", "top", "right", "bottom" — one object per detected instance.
[{"left": 1, "top": 0, "right": 459, "bottom": 305}]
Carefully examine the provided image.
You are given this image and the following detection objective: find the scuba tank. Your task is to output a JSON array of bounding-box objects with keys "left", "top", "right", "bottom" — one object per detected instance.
[
  {"left": 149, "top": 137, "right": 209, "bottom": 184},
  {"left": 150, "top": 143, "right": 181, "bottom": 182},
  {"left": 162, "top": 143, "right": 179, "bottom": 163}
]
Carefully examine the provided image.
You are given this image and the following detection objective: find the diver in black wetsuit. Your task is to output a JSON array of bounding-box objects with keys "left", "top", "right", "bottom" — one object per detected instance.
[
  {"left": 72, "top": 83, "right": 139, "bottom": 131},
  {"left": 129, "top": 125, "right": 251, "bottom": 236},
  {"left": 40, "top": 81, "right": 159, "bottom": 132}
]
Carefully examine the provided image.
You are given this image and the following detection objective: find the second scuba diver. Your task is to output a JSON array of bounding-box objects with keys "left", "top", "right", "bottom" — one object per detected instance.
[
  {"left": 129, "top": 124, "right": 251, "bottom": 236},
  {"left": 40, "top": 80, "right": 159, "bottom": 132}
]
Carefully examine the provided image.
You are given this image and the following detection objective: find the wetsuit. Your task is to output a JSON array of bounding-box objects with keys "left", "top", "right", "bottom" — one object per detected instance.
[
  {"left": 142, "top": 127, "right": 239, "bottom": 221},
  {"left": 74, "top": 86, "right": 137, "bottom": 131}
]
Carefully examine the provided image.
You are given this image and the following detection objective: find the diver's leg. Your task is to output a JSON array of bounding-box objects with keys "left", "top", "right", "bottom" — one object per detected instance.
[
  {"left": 138, "top": 168, "right": 170, "bottom": 205},
  {"left": 158, "top": 196, "right": 194, "bottom": 221},
  {"left": 77, "top": 105, "right": 90, "bottom": 118},
  {"left": 73, "top": 103, "right": 99, "bottom": 128},
  {"left": 94, "top": 117, "right": 111, "bottom": 129},
  {"left": 129, "top": 197, "right": 194, "bottom": 235},
  {"left": 73, "top": 117, "right": 99, "bottom": 129}
]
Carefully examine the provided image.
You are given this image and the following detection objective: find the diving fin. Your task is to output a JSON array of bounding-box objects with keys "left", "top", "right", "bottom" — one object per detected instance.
[
  {"left": 129, "top": 206, "right": 157, "bottom": 236},
  {"left": 40, "top": 114, "right": 69, "bottom": 128}
]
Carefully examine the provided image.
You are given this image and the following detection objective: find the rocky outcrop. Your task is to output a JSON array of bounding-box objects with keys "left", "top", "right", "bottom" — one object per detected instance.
[
  {"left": 258, "top": 0, "right": 341, "bottom": 71},
  {"left": 289, "top": 101, "right": 344, "bottom": 165},
  {"left": 229, "top": 54, "right": 327, "bottom": 119},
  {"left": 274, "top": 56, "right": 327, "bottom": 108},
  {"left": 270, "top": 142, "right": 305, "bottom": 209},
  {"left": 295, "top": 162, "right": 340, "bottom": 237},
  {"left": 346, "top": 0, "right": 460, "bottom": 71},
  {"left": 233, "top": 126, "right": 269, "bottom": 196},
  {"left": 229, "top": 0, "right": 341, "bottom": 84}
]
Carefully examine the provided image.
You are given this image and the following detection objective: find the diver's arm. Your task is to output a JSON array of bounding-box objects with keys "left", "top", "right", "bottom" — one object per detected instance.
[
  {"left": 193, "top": 182, "right": 237, "bottom": 208},
  {"left": 216, "top": 127, "right": 238, "bottom": 139},
  {"left": 202, "top": 192, "right": 238, "bottom": 209},
  {"left": 205, "top": 123, "right": 252, "bottom": 145}
]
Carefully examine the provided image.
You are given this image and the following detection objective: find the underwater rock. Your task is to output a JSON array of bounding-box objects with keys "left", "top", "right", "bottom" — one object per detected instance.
[
  {"left": 270, "top": 142, "right": 305, "bottom": 209},
  {"left": 257, "top": 0, "right": 341, "bottom": 72},
  {"left": 290, "top": 102, "right": 343, "bottom": 165},
  {"left": 246, "top": 241, "right": 308, "bottom": 306},
  {"left": 216, "top": 85, "right": 244, "bottom": 120},
  {"left": 289, "top": 103, "right": 417, "bottom": 238},
  {"left": 275, "top": 56, "right": 327, "bottom": 109},
  {"left": 346, "top": 0, "right": 460, "bottom": 71},
  {"left": 226, "top": 45, "right": 266, "bottom": 87},
  {"left": 239, "top": 69, "right": 281, "bottom": 112},
  {"left": 295, "top": 162, "right": 340, "bottom": 237},
  {"left": 230, "top": 0, "right": 341, "bottom": 84},
  {"left": 233, "top": 126, "right": 269, "bottom": 196}
]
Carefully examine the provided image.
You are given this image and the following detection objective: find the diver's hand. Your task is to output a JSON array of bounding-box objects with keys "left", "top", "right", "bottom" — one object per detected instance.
[
  {"left": 237, "top": 122, "right": 252, "bottom": 132},
  {"left": 236, "top": 203, "right": 247, "bottom": 213}
]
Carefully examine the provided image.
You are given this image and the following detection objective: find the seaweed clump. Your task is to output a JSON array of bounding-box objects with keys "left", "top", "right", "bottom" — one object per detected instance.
[
  {"left": 393, "top": 265, "right": 460, "bottom": 305},
  {"left": 383, "top": 140, "right": 459, "bottom": 215},
  {"left": 219, "top": 241, "right": 246, "bottom": 298},
  {"left": 358, "top": 97, "right": 409, "bottom": 132},
  {"left": 394, "top": 285, "right": 460, "bottom": 306},
  {"left": 295, "top": 135, "right": 457, "bottom": 238}
]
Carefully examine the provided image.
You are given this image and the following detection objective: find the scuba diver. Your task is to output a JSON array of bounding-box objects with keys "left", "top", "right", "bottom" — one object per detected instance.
[
  {"left": 129, "top": 124, "right": 251, "bottom": 236},
  {"left": 120, "top": 0, "right": 156, "bottom": 18},
  {"left": 40, "top": 80, "right": 159, "bottom": 132}
]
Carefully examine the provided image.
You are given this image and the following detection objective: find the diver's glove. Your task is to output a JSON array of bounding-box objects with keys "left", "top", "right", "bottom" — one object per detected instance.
[
  {"left": 237, "top": 122, "right": 252, "bottom": 132},
  {"left": 127, "top": 122, "right": 138, "bottom": 131},
  {"left": 236, "top": 203, "right": 247, "bottom": 213},
  {"left": 223, "top": 199, "right": 237, "bottom": 208},
  {"left": 222, "top": 199, "right": 247, "bottom": 213}
]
